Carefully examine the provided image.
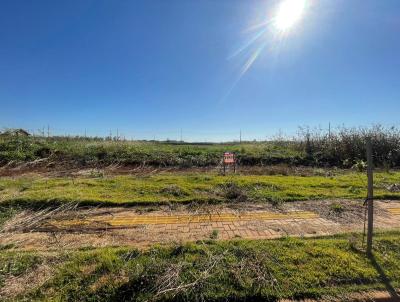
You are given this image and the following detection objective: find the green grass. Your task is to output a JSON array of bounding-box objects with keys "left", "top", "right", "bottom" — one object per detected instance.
[
  {"left": 0, "top": 171, "right": 399, "bottom": 206},
  {"left": 0, "top": 251, "right": 41, "bottom": 288},
  {"left": 0, "top": 206, "right": 20, "bottom": 228},
  {"left": 2, "top": 232, "right": 399, "bottom": 301}
]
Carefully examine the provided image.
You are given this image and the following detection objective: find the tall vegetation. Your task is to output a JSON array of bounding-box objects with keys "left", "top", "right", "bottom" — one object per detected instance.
[
  {"left": 297, "top": 125, "right": 400, "bottom": 167},
  {"left": 0, "top": 125, "right": 399, "bottom": 168}
]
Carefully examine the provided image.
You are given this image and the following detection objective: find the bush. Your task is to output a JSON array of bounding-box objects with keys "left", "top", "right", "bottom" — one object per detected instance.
[
  {"left": 296, "top": 125, "right": 400, "bottom": 168},
  {"left": 218, "top": 182, "right": 248, "bottom": 202},
  {"left": 352, "top": 159, "right": 367, "bottom": 172}
]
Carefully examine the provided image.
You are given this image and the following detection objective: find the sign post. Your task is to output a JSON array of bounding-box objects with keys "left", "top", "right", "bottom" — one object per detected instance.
[
  {"left": 223, "top": 152, "right": 236, "bottom": 175},
  {"left": 366, "top": 137, "right": 374, "bottom": 256}
]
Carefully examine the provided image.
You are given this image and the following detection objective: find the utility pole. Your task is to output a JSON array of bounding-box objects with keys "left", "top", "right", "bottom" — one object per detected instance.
[
  {"left": 239, "top": 130, "right": 242, "bottom": 143},
  {"left": 47, "top": 125, "right": 50, "bottom": 138},
  {"left": 366, "top": 137, "right": 374, "bottom": 256},
  {"left": 328, "top": 122, "right": 331, "bottom": 140},
  {"left": 116, "top": 129, "right": 119, "bottom": 141}
]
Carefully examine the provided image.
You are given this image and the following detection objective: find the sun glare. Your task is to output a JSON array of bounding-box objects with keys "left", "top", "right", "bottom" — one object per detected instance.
[{"left": 274, "top": 0, "right": 307, "bottom": 31}]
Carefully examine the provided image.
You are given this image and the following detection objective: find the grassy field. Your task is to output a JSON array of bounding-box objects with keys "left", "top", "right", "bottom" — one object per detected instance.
[
  {"left": 0, "top": 136, "right": 302, "bottom": 167},
  {"left": 0, "top": 171, "right": 399, "bottom": 206},
  {"left": 2, "top": 126, "right": 400, "bottom": 168},
  {"left": 1, "top": 231, "right": 399, "bottom": 301}
]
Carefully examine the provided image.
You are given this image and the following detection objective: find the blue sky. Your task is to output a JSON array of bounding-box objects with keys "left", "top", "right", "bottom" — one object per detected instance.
[{"left": 1, "top": 0, "right": 399, "bottom": 141}]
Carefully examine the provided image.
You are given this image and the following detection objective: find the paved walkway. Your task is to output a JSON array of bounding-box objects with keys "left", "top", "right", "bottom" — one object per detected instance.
[
  {"left": 51, "top": 210, "right": 318, "bottom": 227},
  {"left": 2, "top": 201, "right": 400, "bottom": 250}
]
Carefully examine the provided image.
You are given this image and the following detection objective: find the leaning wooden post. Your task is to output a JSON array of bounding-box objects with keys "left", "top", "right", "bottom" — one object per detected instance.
[{"left": 366, "top": 137, "right": 374, "bottom": 256}]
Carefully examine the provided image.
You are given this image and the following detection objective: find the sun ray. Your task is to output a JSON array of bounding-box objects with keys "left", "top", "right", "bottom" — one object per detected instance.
[
  {"left": 238, "top": 42, "right": 267, "bottom": 79},
  {"left": 220, "top": 42, "right": 268, "bottom": 103},
  {"left": 228, "top": 27, "right": 268, "bottom": 60}
]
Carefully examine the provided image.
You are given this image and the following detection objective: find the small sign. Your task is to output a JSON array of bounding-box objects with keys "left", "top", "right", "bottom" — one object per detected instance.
[
  {"left": 222, "top": 152, "right": 236, "bottom": 175},
  {"left": 223, "top": 152, "right": 235, "bottom": 164}
]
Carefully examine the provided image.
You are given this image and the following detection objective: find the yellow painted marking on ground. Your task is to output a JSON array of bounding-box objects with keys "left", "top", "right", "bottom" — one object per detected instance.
[
  {"left": 387, "top": 208, "right": 400, "bottom": 215},
  {"left": 49, "top": 211, "right": 319, "bottom": 228}
]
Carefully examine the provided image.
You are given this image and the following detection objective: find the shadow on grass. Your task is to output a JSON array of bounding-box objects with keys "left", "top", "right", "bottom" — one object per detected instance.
[
  {"left": 0, "top": 197, "right": 227, "bottom": 210},
  {"left": 369, "top": 253, "right": 400, "bottom": 301}
]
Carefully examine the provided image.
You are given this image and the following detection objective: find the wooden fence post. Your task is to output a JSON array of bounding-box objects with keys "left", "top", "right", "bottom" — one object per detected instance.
[{"left": 366, "top": 137, "right": 374, "bottom": 256}]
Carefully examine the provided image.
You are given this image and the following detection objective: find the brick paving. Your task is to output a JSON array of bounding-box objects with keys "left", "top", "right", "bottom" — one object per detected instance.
[
  {"left": 1, "top": 201, "right": 400, "bottom": 251},
  {"left": 50, "top": 210, "right": 318, "bottom": 228}
]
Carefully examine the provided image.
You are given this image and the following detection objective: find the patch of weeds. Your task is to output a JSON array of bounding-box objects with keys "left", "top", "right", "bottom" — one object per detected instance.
[
  {"left": 210, "top": 229, "right": 219, "bottom": 240},
  {"left": 387, "top": 183, "right": 400, "bottom": 192},
  {"left": 268, "top": 196, "right": 284, "bottom": 207},
  {"left": 330, "top": 203, "right": 345, "bottom": 214},
  {"left": 18, "top": 183, "right": 31, "bottom": 192},
  {"left": 81, "top": 181, "right": 97, "bottom": 187},
  {"left": 348, "top": 186, "right": 362, "bottom": 194},
  {"left": 0, "top": 243, "right": 15, "bottom": 250},
  {"left": 191, "top": 175, "right": 212, "bottom": 182},
  {"left": 89, "top": 169, "right": 104, "bottom": 178},
  {"left": 347, "top": 234, "right": 361, "bottom": 252},
  {"left": 248, "top": 182, "right": 281, "bottom": 192},
  {"left": 342, "top": 159, "right": 352, "bottom": 168},
  {"left": 313, "top": 168, "right": 326, "bottom": 176},
  {"left": 0, "top": 252, "right": 41, "bottom": 286},
  {"left": 120, "top": 250, "right": 140, "bottom": 261},
  {"left": 34, "top": 146, "right": 51, "bottom": 158},
  {"left": 160, "top": 185, "right": 188, "bottom": 197},
  {"left": 137, "top": 207, "right": 158, "bottom": 213},
  {"left": 0, "top": 206, "right": 20, "bottom": 228},
  {"left": 352, "top": 159, "right": 367, "bottom": 172},
  {"left": 218, "top": 182, "right": 248, "bottom": 202}
]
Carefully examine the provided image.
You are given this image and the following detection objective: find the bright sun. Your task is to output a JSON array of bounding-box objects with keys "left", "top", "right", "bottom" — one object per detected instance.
[{"left": 274, "top": 0, "right": 307, "bottom": 31}]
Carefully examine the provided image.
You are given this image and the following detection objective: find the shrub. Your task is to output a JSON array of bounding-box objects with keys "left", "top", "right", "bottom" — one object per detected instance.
[
  {"left": 330, "top": 203, "right": 345, "bottom": 214},
  {"left": 352, "top": 159, "right": 367, "bottom": 172},
  {"left": 160, "top": 185, "right": 188, "bottom": 197},
  {"left": 218, "top": 182, "right": 248, "bottom": 202},
  {"left": 296, "top": 125, "right": 400, "bottom": 168}
]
